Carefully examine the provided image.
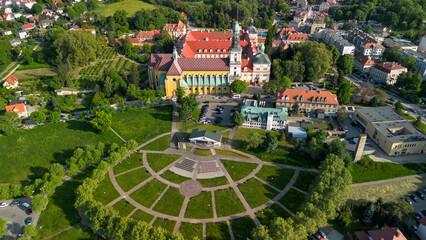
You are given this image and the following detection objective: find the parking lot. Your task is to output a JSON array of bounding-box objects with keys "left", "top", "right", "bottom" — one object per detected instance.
[
  {"left": 198, "top": 100, "right": 239, "bottom": 127},
  {"left": 0, "top": 197, "right": 39, "bottom": 239}
]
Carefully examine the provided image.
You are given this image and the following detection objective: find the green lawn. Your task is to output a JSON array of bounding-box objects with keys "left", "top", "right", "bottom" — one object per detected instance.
[
  {"left": 279, "top": 189, "right": 306, "bottom": 213},
  {"left": 49, "top": 225, "right": 99, "bottom": 240},
  {"left": 111, "top": 199, "right": 135, "bottom": 217},
  {"left": 214, "top": 188, "right": 246, "bottom": 217},
  {"left": 401, "top": 112, "right": 415, "bottom": 120},
  {"left": 231, "top": 128, "right": 314, "bottom": 168},
  {"left": 0, "top": 120, "right": 121, "bottom": 185},
  {"left": 153, "top": 187, "right": 185, "bottom": 216},
  {"left": 193, "top": 148, "right": 213, "bottom": 156},
  {"left": 13, "top": 67, "right": 56, "bottom": 79},
  {"left": 94, "top": 0, "right": 155, "bottom": 17},
  {"left": 221, "top": 160, "right": 258, "bottom": 182},
  {"left": 214, "top": 149, "right": 249, "bottom": 158},
  {"left": 140, "top": 134, "right": 171, "bottom": 151},
  {"left": 130, "top": 210, "right": 154, "bottom": 223},
  {"left": 349, "top": 156, "right": 426, "bottom": 183},
  {"left": 113, "top": 153, "right": 143, "bottom": 175},
  {"left": 230, "top": 216, "right": 256, "bottom": 240},
  {"left": 111, "top": 106, "right": 173, "bottom": 144},
  {"left": 129, "top": 179, "right": 167, "bottom": 208},
  {"left": 197, "top": 177, "right": 228, "bottom": 188},
  {"left": 93, "top": 174, "right": 121, "bottom": 205},
  {"left": 178, "top": 119, "right": 227, "bottom": 134},
  {"left": 160, "top": 170, "right": 191, "bottom": 184},
  {"left": 238, "top": 178, "right": 278, "bottom": 208},
  {"left": 153, "top": 218, "right": 176, "bottom": 233},
  {"left": 35, "top": 168, "right": 94, "bottom": 239},
  {"left": 206, "top": 222, "right": 231, "bottom": 240},
  {"left": 185, "top": 191, "right": 213, "bottom": 219},
  {"left": 255, "top": 204, "right": 291, "bottom": 226},
  {"left": 17, "top": 62, "right": 51, "bottom": 70},
  {"left": 255, "top": 165, "right": 295, "bottom": 190},
  {"left": 146, "top": 153, "right": 181, "bottom": 172},
  {"left": 293, "top": 171, "right": 317, "bottom": 192},
  {"left": 115, "top": 167, "right": 151, "bottom": 192},
  {"left": 179, "top": 222, "right": 203, "bottom": 240}
]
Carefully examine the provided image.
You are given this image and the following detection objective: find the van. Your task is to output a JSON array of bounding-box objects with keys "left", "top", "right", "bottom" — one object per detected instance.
[{"left": 232, "top": 94, "right": 240, "bottom": 99}]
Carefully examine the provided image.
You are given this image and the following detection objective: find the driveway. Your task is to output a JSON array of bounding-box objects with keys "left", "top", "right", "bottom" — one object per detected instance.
[{"left": 320, "top": 226, "right": 344, "bottom": 240}]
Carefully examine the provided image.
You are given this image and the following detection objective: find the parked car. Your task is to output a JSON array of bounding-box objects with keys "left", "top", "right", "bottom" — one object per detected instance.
[
  {"left": 416, "top": 191, "right": 425, "bottom": 200},
  {"left": 25, "top": 217, "right": 32, "bottom": 225},
  {"left": 232, "top": 94, "right": 241, "bottom": 99},
  {"left": 413, "top": 224, "right": 418, "bottom": 231},
  {"left": 415, "top": 212, "right": 423, "bottom": 221},
  {"left": 344, "top": 126, "right": 348, "bottom": 132},
  {"left": 421, "top": 210, "right": 426, "bottom": 217},
  {"left": 21, "top": 202, "right": 30, "bottom": 208},
  {"left": 405, "top": 197, "right": 413, "bottom": 205},
  {"left": 351, "top": 122, "right": 357, "bottom": 127},
  {"left": 0, "top": 202, "right": 8, "bottom": 208},
  {"left": 313, "top": 233, "right": 323, "bottom": 240},
  {"left": 410, "top": 194, "right": 419, "bottom": 202},
  {"left": 25, "top": 208, "right": 33, "bottom": 215},
  {"left": 317, "top": 230, "right": 326, "bottom": 239},
  {"left": 218, "top": 106, "right": 224, "bottom": 109},
  {"left": 10, "top": 201, "right": 20, "bottom": 207}
]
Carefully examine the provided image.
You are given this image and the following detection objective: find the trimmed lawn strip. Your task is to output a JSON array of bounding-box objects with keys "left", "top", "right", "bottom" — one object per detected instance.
[
  {"left": 129, "top": 179, "right": 167, "bottom": 207},
  {"left": 179, "top": 222, "right": 203, "bottom": 240},
  {"left": 115, "top": 168, "right": 151, "bottom": 192},
  {"left": 206, "top": 221, "right": 231, "bottom": 240},
  {"left": 153, "top": 187, "right": 185, "bottom": 216},
  {"left": 238, "top": 178, "right": 278, "bottom": 208},
  {"left": 255, "top": 204, "right": 291, "bottom": 226},
  {"left": 215, "top": 188, "right": 246, "bottom": 217},
  {"left": 293, "top": 171, "right": 317, "bottom": 192},
  {"left": 113, "top": 153, "right": 142, "bottom": 175},
  {"left": 153, "top": 218, "right": 176, "bottom": 233},
  {"left": 221, "top": 160, "right": 258, "bottom": 182},
  {"left": 111, "top": 199, "right": 135, "bottom": 217},
  {"left": 230, "top": 216, "right": 256, "bottom": 240},
  {"left": 279, "top": 189, "right": 306, "bottom": 213},
  {"left": 160, "top": 170, "right": 191, "bottom": 184},
  {"left": 93, "top": 174, "right": 121, "bottom": 205},
  {"left": 111, "top": 106, "right": 173, "bottom": 145},
  {"left": 214, "top": 148, "right": 248, "bottom": 158},
  {"left": 0, "top": 120, "right": 121, "bottom": 185},
  {"left": 140, "top": 134, "right": 171, "bottom": 151},
  {"left": 193, "top": 148, "right": 213, "bottom": 156},
  {"left": 147, "top": 153, "right": 181, "bottom": 172},
  {"left": 130, "top": 210, "right": 154, "bottom": 223},
  {"left": 255, "top": 165, "right": 295, "bottom": 190},
  {"left": 231, "top": 128, "right": 315, "bottom": 168},
  {"left": 198, "top": 177, "right": 228, "bottom": 188},
  {"left": 184, "top": 191, "right": 213, "bottom": 219}
]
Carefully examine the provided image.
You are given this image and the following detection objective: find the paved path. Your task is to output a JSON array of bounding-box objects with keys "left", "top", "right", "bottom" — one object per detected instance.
[
  {"left": 351, "top": 173, "right": 426, "bottom": 187},
  {"left": 1, "top": 42, "right": 40, "bottom": 81},
  {"left": 109, "top": 127, "right": 127, "bottom": 143}
]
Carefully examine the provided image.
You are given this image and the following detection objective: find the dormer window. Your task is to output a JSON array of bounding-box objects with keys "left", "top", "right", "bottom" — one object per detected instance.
[
  {"left": 198, "top": 49, "right": 201, "bottom": 52},
  {"left": 244, "top": 67, "right": 247, "bottom": 71},
  {"left": 210, "top": 49, "right": 213, "bottom": 52},
  {"left": 222, "top": 49, "right": 226, "bottom": 52},
  {"left": 217, "top": 49, "right": 220, "bottom": 52},
  {"left": 204, "top": 49, "right": 207, "bottom": 52},
  {"left": 324, "top": 98, "right": 328, "bottom": 102}
]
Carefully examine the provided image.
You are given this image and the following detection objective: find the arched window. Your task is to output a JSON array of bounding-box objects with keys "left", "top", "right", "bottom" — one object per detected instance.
[{"left": 172, "top": 78, "right": 177, "bottom": 82}]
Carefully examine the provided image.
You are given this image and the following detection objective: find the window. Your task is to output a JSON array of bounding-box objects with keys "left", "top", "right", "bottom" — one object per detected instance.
[{"left": 172, "top": 78, "right": 177, "bottom": 82}]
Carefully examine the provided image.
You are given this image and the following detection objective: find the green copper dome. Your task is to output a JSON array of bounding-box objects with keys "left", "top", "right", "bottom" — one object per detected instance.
[{"left": 233, "top": 22, "right": 240, "bottom": 32}]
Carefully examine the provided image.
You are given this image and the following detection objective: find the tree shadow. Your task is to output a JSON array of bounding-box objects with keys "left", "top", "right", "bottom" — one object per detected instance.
[
  {"left": 21, "top": 166, "right": 49, "bottom": 186},
  {"left": 65, "top": 120, "right": 98, "bottom": 134}
]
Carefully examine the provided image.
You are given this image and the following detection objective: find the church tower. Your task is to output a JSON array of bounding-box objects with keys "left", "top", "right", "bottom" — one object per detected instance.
[{"left": 229, "top": 21, "right": 242, "bottom": 78}]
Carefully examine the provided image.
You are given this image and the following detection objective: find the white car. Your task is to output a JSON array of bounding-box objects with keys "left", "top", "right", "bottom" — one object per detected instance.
[{"left": 0, "top": 202, "right": 8, "bottom": 207}]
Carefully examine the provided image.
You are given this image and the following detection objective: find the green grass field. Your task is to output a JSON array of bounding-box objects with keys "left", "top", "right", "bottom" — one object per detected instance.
[
  {"left": 214, "top": 188, "right": 246, "bottom": 217},
  {"left": 130, "top": 210, "right": 154, "bottom": 223},
  {"left": 113, "top": 153, "right": 143, "bottom": 175},
  {"left": 179, "top": 222, "right": 203, "bottom": 240},
  {"left": 94, "top": 0, "right": 155, "bottom": 17},
  {"left": 177, "top": 118, "right": 227, "bottom": 134},
  {"left": 221, "top": 160, "right": 258, "bottom": 182},
  {"left": 153, "top": 218, "right": 176, "bottom": 233},
  {"left": 184, "top": 191, "right": 213, "bottom": 219},
  {"left": 255, "top": 165, "right": 295, "bottom": 190},
  {"left": 293, "top": 171, "right": 317, "bottom": 192},
  {"left": 0, "top": 120, "right": 121, "bottom": 185},
  {"left": 193, "top": 148, "right": 213, "bottom": 156},
  {"left": 279, "top": 189, "right": 306, "bottom": 213},
  {"left": 146, "top": 153, "right": 181, "bottom": 172},
  {"left": 48, "top": 225, "right": 99, "bottom": 240},
  {"left": 238, "top": 178, "right": 278, "bottom": 208},
  {"left": 140, "top": 134, "right": 171, "bottom": 151},
  {"left": 230, "top": 216, "right": 256, "bottom": 240},
  {"left": 130, "top": 179, "right": 167, "bottom": 208},
  {"left": 160, "top": 170, "right": 191, "bottom": 184},
  {"left": 112, "top": 199, "right": 135, "bottom": 217},
  {"left": 153, "top": 187, "right": 185, "bottom": 216},
  {"left": 197, "top": 176, "right": 228, "bottom": 188},
  {"left": 115, "top": 167, "right": 151, "bottom": 192},
  {"left": 214, "top": 149, "right": 249, "bottom": 158},
  {"left": 111, "top": 106, "right": 173, "bottom": 144},
  {"left": 13, "top": 67, "right": 56, "bottom": 79},
  {"left": 255, "top": 204, "right": 291, "bottom": 226},
  {"left": 93, "top": 174, "right": 121, "bottom": 205},
  {"left": 206, "top": 222, "right": 231, "bottom": 240}
]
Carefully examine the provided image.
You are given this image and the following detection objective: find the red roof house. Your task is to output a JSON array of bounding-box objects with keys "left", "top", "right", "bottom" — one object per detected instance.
[
  {"left": 2, "top": 75, "right": 19, "bottom": 88},
  {"left": 354, "top": 227, "right": 407, "bottom": 240},
  {"left": 5, "top": 103, "right": 28, "bottom": 118},
  {"left": 21, "top": 23, "right": 35, "bottom": 31}
]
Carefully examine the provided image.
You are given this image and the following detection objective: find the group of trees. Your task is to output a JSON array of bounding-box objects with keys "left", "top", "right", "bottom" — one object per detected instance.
[
  {"left": 133, "top": 8, "right": 185, "bottom": 31},
  {"left": 245, "top": 132, "right": 279, "bottom": 153},
  {"left": 230, "top": 79, "right": 248, "bottom": 94},
  {"left": 353, "top": 82, "right": 388, "bottom": 106},
  {"left": 178, "top": 92, "right": 199, "bottom": 121}
]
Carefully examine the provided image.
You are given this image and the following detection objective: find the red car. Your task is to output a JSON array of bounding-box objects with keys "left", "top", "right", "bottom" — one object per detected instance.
[
  {"left": 218, "top": 106, "right": 224, "bottom": 109},
  {"left": 25, "top": 208, "right": 33, "bottom": 215}
]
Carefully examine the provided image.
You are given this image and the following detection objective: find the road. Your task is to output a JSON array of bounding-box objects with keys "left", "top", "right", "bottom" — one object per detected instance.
[{"left": 1, "top": 42, "right": 41, "bottom": 81}]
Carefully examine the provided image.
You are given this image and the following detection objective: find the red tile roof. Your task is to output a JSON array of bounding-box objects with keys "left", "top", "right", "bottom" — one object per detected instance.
[
  {"left": 137, "top": 30, "right": 160, "bottom": 39},
  {"left": 129, "top": 38, "right": 140, "bottom": 44},
  {"left": 181, "top": 39, "right": 249, "bottom": 58},
  {"left": 355, "top": 56, "right": 375, "bottom": 66},
  {"left": 185, "top": 31, "right": 232, "bottom": 41},
  {"left": 149, "top": 54, "right": 230, "bottom": 72},
  {"left": 278, "top": 28, "right": 295, "bottom": 37},
  {"left": 365, "top": 42, "right": 385, "bottom": 49},
  {"left": 354, "top": 227, "right": 407, "bottom": 240},
  {"left": 166, "top": 60, "right": 182, "bottom": 75},
  {"left": 373, "top": 62, "right": 407, "bottom": 73},
  {"left": 22, "top": 23, "right": 34, "bottom": 29},
  {"left": 285, "top": 32, "right": 308, "bottom": 41},
  {"left": 276, "top": 89, "right": 339, "bottom": 105},
  {"left": 5, "top": 75, "right": 18, "bottom": 85},
  {"left": 241, "top": 59, "right": 253, "bottom": 72},
  {"left": 163, "top": 20, "right": 185, "bottom": 32},
  {"left": 5, "top": 103, "right": 26, "bottom": 113}
]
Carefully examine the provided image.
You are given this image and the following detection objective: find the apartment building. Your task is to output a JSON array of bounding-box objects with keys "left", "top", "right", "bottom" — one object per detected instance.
[
  {"left": 347, "top": 28, "right": 385, "bottom": 56},
  {"left": 369, "top": 62, "right": 407, "bottom": 85},
  {"left": 353, "top": 56, "right": 376, "bottom": 73},
  {"left": 398, "top": 49, "right": 426, "bottom": 80},
  {"left": 241, "top": 99, "right": 288, "bottom": 130},
  {"left": 315, "top": 28, "right": 355, "bottom": 55},
  {"left": 276, "top": 89, "right": 339, "bottom": 114}
]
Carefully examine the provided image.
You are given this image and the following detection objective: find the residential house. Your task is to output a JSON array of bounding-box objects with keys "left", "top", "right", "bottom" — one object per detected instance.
[
  {"left": 288, "top": 20, "right": 303, "bottom": 29},
  {"left": 21, "top": 23, "right": 35, "bottom": 31},
  {"left": 189, "top": 128, "right": 222, "bottom": 147},
  {"left": 15, "top": 31, "right": 27, "bottom": 39},
  {"left": 283, "top": 32, "right": 308, "bottom": 43},
  {"left": 9, "top": 96, "right": 27, "bottom": 105},
  {"left": 310, "top": 21, "right": 325, "bottom": 34},
  {"left": 278, "top": 28, "right": 295, "bottom": 38},
  {"left": 353, "top": 56, "right": 376, "bottom": 73},
  {"left": 276, "top": 89, "right": 339, "bottom": 114},
  {"left": 136, "top": 29, "right": 160, "bottom": 44},
  {"left": 163, "top": 20, "right": 186, "bottom": 39},
  {"left": 315, "top": 28, "right": 355, "bottom": 55},
  {"left": 2, "top": 0, "right": 13, "bottom": 6},
  {"left": 369, "top": 62, "right": 407, "bottom": 85},
  {"left": 354, "top": 227, "right": 407, "bottom": 240},
  {"left": 1, "top": 30, "right": 12, "bottom": 36},
  {"left": 71, "top": 28, "right": 96, "bottom": 35},
  {"left": 9, "top": 39, "right": 21, "bottom": 47},
  {"left": 399, "top": 49, "right": 426, "bottom": 80},
  {"left": 1, "top": 13, "right": 14, "bottom": 21},
  {"left": 293, "top": 11, "right": 307, "bottom": 23},
  {"left": 51, "top": 0, "right": 62, "bottom": 5},
  {"left": 319, "top": 1, "right": 329, "bottom": 11},
  {"left": 347, "top": 28, "right": 385, "bottom": 56},
  {"left": 3, "top": 7, "right": 12, "bottom": 13},
  {"left": 38, "top": 19, "right": 52, "bottom": 28},
  {"left": 5, "top": 103, "right": 28, "bottom": 118},
  {"left": 240, "top": 99, "right": 288, "bottom": 130},
  {"left": 2, "top": 75, "right": 19, "bottom": 88}
]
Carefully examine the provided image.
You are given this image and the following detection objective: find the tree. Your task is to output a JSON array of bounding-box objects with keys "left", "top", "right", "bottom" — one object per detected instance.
[
  {"left": 57, "top": 59, "right": 73, "bottom": 87},
  {"left": 178, "top": 104, "right": 192, "bottom": 121},
  {"left": 363, "top": 24, "right": 373, "bottom": 34},
  {"left": 22, "top": 48, "right": 34, "bottom": 65},
  {"left": 88, "top": 0, "right": 98, "bottom": 10},
  {"left": 176, "top": 86, "right": 185, "bottom": 103},
  {"left": 156, "top": 31, "right": 174, "bottom": 53},
  {"left": 282, "top": 60, "right": 305, "bottom": 82},
  {"left": 232, "top": 111, "right": 245, "bottom": 126},
  {"left": 247, "top": 132, "right": 262, "bottom": 150},
  {"left": 49, "top": 112, "right": 61, "bottom": 123},
  {"left": 31, "top": 3, "right": 42, "bottom": 14},
  {"left": 230, "top": 79, "right": 248, "bottom": 94},
  {"left": 294, "top": 41, "right": 332, "bottom": 82},
  {"left": 327, "top": 139, "right": 353, "bottom": 167},
  {"left": 396, "top": 71, "right": 422, "bottom": 93},
  {"left": 129, "top": 64, "right": 140, "bottom": 87},
  {"left": 24, "top": 224, "right": 37, "bottom": 238},
  {"left": 291, "top": 102, "right": 299, "bottom": 115},
  {"left": 337, "top": 80, "right": 352, "bottom": 104},
  {"left": 394, "top": 100, "right": 404, "bottom": 113},
  {"left": 337, "top": 108, "right": 348, "bottom": 122},
  {"left": 413, "top": 115, "right": 422, "bottom": 128},
  {"left": 252, "top": 225, "right": 273, "bottom": 240},
  {"left": 32, "top": 194, "right": 48, "bottom": 212},
  {"left": 262, "top": 133, "right": 278, "bottom": 153},
  {"left": 327, "top": 45, "right": 340, "bottom": 66},
  {"left": 0, "top": 217, "right": 6, "bottom": 239},
  {"left": 269, "top": 217, "right": 307, "bottom": 240},
  {"left": 91, "top": 110, "right": 112, "bottom": 133},
  {"left": 30, "top": 111, "right": 47, "bottom": 124},
  {"left": 0, "top": 112, "right": 21, "bottom": 136},
  {"left": 306, "top": 137, "right": 322, "bottom": 163},
  {"left": 336, "top": 55, "right": 353, "bottom": 76}
]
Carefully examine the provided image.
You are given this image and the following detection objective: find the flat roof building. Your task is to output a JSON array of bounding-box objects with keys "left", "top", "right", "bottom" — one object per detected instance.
[
  {"left": 383, "top": 38, "right": 418, "bottom": 51},
  {"left": 241, "top": 99, "right": 288, "bottom": 130},
  {"left": 398, "top": 49, "right": 426, "bottom": 80}
]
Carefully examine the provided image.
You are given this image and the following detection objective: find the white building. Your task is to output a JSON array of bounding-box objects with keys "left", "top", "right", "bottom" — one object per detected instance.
[
  {"left": 399, "top": 49, "right": 426, "bottom": 81},
  {"left": 189, "top": 128, "right": 222, "bottom": 147},
  {"left": 241, "top": 99, "right": 288, "bottom": 130},
  {"left": 370, "top": 62, "right": 407, "bottom": 85},
  {"left": 347, "top": 28, "right": 385, "bottom": 56},
  {"left": 315, "top": 28, "right": 355, "bottom": 55},
  {"left": 15, "top": 31, "right": 27, "bottom": 39}
]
